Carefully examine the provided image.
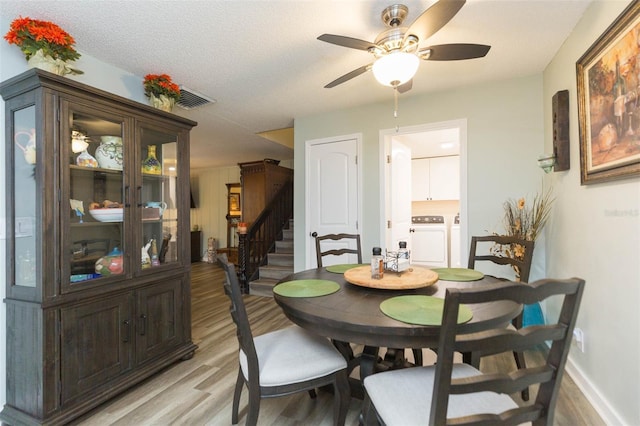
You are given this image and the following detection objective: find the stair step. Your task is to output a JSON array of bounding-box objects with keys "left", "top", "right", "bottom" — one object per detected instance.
[
  {"left": 282, "top": 229, "right": 293, "bottom": 240},
  {"left": 268, "top": 252, "right": 294, "bottom": 266},
  {"left": 259, "top": 265, "right": 293, "bottom": 280},
  {"left": 249, "top": 278, "right": 278, "bottom": 297},
  {"left": 275, "top": 240, "right": 293, "bottom": 253},
  {"left": 247, "top": 218, "right": 294, "bottom": 297}
]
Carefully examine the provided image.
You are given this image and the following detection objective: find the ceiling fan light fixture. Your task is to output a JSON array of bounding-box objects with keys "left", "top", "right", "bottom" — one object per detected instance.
[{"left": 372, "top": 51, "right": 419, "bottom": 87}]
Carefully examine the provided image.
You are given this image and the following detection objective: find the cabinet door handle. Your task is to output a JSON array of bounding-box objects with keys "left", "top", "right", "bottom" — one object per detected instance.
[
  {"left": 137, "top": 185, "right": 143, "bottom": 207},
  {"left": 139, "top": 314, "right": 147, "bottom": 335},
  {"left": 122, "top": 319, "right": 131, "bottom": 343},
  {"left": 124, "top": 185, "right": 131, "bottom": 207}
]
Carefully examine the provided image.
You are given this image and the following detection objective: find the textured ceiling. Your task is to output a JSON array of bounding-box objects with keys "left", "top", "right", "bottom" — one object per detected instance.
[{"left": 0, "top": 0, "right": 593, "bottom": 169}]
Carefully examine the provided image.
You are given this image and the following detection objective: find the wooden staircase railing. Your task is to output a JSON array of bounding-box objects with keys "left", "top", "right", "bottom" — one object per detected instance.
[{"left": 237, "top": 180, "right": 293, "bottom": 293}]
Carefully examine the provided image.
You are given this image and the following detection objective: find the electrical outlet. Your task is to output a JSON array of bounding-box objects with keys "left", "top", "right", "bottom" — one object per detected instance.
[{"left": 573, "top": 328, "right": 585, "bottom": 352}]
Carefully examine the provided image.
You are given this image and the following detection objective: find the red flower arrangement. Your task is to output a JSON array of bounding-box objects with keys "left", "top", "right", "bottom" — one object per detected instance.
[
  {"left": 143, "top": 74, "right": 181, "bottom": 101},
  {"left": 4, "top": 16, "right": 81, "bottom": 62}
]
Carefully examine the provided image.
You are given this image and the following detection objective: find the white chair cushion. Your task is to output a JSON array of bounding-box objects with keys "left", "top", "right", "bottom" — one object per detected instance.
[
  {"left": 239, "top": 326, "right": 347, "bottom": 387},
  {"left": 364, "top": 363, "right": 518, "bottom": 426}
]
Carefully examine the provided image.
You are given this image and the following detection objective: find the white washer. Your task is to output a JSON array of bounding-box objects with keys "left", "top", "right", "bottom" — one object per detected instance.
[
  {"left": 410, "top": 215, "right": 448, "bottom": 268},
  {"left": 450, "top": 215, "right": 461, "bottom": 268}
]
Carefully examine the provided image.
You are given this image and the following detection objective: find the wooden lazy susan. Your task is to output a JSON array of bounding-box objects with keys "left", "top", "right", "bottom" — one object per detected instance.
[{"left": 343, "top": 265, "right": 438, "bottom": 290}]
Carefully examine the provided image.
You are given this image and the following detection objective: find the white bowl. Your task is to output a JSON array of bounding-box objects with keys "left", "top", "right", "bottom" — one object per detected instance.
[{"left": 89, "top": 208, "right": 123, "bottom": 222}]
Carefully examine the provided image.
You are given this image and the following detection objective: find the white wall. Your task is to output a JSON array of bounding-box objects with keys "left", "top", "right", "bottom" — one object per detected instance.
[
  {"left": 190, "top": 166, "right": 241, "bottom": 256},
  {"left": 543, "top": 1, "right": 639, "bottom": 424},
  {"left": 294, "top": 74, "right": 545, "bottom": 272}
]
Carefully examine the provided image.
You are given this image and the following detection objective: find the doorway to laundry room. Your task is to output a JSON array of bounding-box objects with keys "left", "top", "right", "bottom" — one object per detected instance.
[{"left": 381, "top": 119, "right": 467, "bottom": 268}]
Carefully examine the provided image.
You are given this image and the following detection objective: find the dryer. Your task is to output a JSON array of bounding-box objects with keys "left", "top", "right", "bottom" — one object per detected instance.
[
  {"left": 410, "top": 215, "right": 449, "bottom": 268},
  {"left": 450, "top": 214, "right": 461, "bottom": 268}
]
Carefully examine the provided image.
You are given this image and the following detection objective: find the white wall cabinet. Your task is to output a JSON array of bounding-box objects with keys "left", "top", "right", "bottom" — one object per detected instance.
[{"left": 411, "top": 156, "right": 459, "bottom": 200}]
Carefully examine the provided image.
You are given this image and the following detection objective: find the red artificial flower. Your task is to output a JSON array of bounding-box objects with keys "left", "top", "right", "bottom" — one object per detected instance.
[
  {"left": 4, "top": 16, "right": 81, "bottom": 62},
  {"left": 144, "top": 73, "right": 181, "bottom": 101}
]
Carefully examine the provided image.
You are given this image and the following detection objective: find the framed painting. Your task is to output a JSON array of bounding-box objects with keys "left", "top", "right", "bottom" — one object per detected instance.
[
  {"left": 229, "top": 193, "right": 241, "bottom": 216},
  {"left": 577, "top": 1, "right": 640, "bottom": 184}
]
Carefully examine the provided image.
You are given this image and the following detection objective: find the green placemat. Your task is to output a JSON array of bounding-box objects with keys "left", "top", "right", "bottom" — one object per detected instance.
[
  {"left": 274, "top": 279, "right": 340, "bottom": 298},
  {"left": 325, "top": 263, "right": 366, "bottom": 273},
  {"left": 432, "top": 268, "right": 485, "bottom": 282},
  {"left": 380, "top": 295, "right": 473, "bottom": 325}
]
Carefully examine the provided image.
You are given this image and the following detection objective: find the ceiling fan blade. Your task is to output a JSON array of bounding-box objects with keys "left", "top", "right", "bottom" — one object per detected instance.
[
  {"left": 397, "top": 79, "right": 413, "bottom": 93},
  {"left": 403, "top": 0, "right": 466, "bottom": 44},
  {"left": 423, "top": 43, "right": 491, "bottom": 61},
  {"left": 318, "top": 34, "right": 377, "bottom": 51},
  {"left": 325, "top": 64, "right": 372, "bottom": 88}
]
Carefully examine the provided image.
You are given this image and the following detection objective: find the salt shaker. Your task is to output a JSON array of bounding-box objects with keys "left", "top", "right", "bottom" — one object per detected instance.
[{"left": 371, "top": 247, "right": 384, "bottom": 279}]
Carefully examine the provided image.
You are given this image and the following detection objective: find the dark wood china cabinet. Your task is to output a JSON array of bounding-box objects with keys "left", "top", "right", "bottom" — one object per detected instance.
[{"left": 0, "top": 69, "right": 198, "bottom": 425}]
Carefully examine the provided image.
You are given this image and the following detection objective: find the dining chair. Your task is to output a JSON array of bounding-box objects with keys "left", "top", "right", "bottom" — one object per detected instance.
[
  {"left": 468, "top": 235, "right": 535, "bottom": 282},
  {"left": 217, "top": 256, "right": 350, "bottom": 426},
  {"left": 467, "top": 234, "right": 535, "bottom": 400},
  {"left": 315, "top": 233, "right": 362, "bottom": 267},
  {"left": 362, "top": 277, "right": 586, "bottom": 426}
]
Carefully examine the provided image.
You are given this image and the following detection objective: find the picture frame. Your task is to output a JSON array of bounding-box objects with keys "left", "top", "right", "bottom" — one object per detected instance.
[
  {"left": 577, "top": 1, "right": 640, "bottom": 184},
  {"left": 229, "top": 193, "right": 241, "bottom": 216}
]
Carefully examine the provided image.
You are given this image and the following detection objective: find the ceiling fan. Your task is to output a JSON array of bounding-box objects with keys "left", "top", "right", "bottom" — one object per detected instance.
[{"left": 318, "top": 0, "right": 491, "bottom": 93}]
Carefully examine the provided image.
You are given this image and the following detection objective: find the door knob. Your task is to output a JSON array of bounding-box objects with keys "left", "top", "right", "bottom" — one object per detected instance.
[{"left": 311, "top": 232, "right": 318, "bottom": 237}]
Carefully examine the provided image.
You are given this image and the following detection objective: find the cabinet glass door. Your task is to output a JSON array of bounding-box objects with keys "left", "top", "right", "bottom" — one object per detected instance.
[
  {"left": 139, "top": 126, "right": 179, "bottom": 271},
  {"left": 12, "top": 105, "right": 37, "bottom": 288},
  {"left": 66, "top": 108, "right": 126, "bottom": 286}
]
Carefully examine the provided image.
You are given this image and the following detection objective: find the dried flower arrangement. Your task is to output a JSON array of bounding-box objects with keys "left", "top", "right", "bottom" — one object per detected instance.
[{"left": 493, "top": 187, "right": 554, "bottom": 277}]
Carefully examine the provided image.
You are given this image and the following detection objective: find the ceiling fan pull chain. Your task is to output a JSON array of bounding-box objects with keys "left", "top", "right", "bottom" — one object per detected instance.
[{"left": 394, "top": 86, "right": 400, "bottom": 132}]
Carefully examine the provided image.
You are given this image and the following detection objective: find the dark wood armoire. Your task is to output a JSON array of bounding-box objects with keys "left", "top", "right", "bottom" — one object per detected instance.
[{"left": 239, "top": 159, "right": 293, "bottom": 225}]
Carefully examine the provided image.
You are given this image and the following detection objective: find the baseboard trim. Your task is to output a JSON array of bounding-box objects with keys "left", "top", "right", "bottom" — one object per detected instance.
[{"left": 565, "top": 354, "right": 625, "bottom": 425}]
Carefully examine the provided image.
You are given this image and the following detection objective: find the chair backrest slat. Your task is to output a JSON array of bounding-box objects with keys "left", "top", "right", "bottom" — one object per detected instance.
[
  {"left": 450, "top": 365, "right": 554, "bottom": 396},
  {"left": 456, "top": 324, "right": 569, "bottom": 358},
  {"left": 468, "top": 235, "right": 534, "bottom": 282},
  {"left": 429, "top": 277, "right": 585, "bottom": 426},
  {"left": 315, "top": 233, "right": 362, "bottom": 267}
]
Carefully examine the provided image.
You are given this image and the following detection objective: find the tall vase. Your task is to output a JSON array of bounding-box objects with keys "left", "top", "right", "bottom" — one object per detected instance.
[
  {"left": 514, "top": 272, "right": 545, "bottom": 326},
  {"left": 523, "top": 303, "right": 544, "bottom": 326},
  {"left": 95, "top": 136, "right": 124, "bottom": 170},
  {"left": 149, "top": 94, "right": 175, "bottom": 112},
  {"left": 142, "top": 145, "right": 162, "bottom": 175}
]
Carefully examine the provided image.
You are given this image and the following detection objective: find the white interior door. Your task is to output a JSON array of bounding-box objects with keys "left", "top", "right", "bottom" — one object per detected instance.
[
  {"left": 306, "top": 136, "right": 360, "bottom": 268},
  {"left": 381, "top": 119, "right": 467, "bottom": 266},
  {"left": 388, "top": 139, "right": 412, "bottom": 252}
]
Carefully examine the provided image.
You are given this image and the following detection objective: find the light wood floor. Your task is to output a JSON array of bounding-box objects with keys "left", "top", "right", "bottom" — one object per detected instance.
[{"left": 75, "top": 262, "right": 604, "bottom": 425}]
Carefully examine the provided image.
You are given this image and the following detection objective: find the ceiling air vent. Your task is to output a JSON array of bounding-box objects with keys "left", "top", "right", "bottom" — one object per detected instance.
[{"left": 176, "top": 86, "right": 216, "bottom": 110}]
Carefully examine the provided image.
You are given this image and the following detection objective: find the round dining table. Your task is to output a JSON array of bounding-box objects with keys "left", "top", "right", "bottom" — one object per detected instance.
[{"left": 273, "top": 265, "right": 521, "bottom": 397}]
